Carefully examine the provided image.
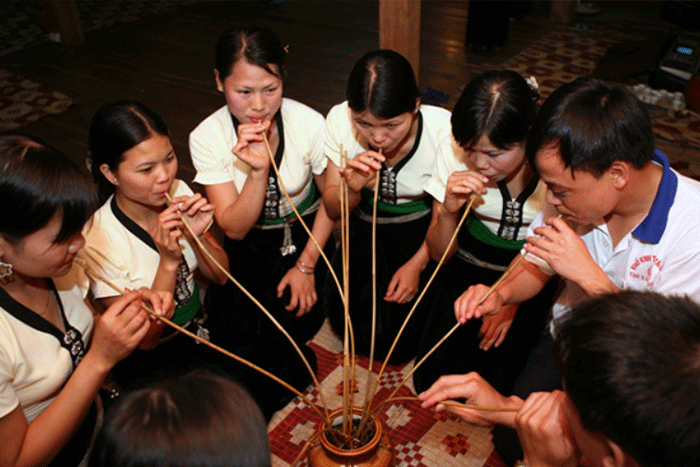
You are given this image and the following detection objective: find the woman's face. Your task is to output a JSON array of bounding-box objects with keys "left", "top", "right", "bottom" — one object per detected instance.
[
  {"left": 1, "top": 213, "right": 85, "bottom": 279},
  {"left": 465, "top": 134, "right": 526, "bottom": 183},
  {"left": 103, "top": 133, "right": 177, "bottom": 209},
  {"left": 216, "top": 59, "right": 283, "bottom": 124},
  {"left": 350, "top": 109, "right": 416, "bottom": 155}
]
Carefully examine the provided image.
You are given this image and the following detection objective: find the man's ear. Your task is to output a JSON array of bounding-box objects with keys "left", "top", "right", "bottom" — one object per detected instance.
[
  {"left": 607, "top": 161, "right": 630, "bottom": 190},
  {"left": 601, "top": 437, "right": 632, "bottom": 467}
]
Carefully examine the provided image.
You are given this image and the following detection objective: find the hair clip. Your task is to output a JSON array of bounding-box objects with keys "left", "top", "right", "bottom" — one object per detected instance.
[
  {"left": 283, "top": 44, "right": 290, "bottom": 54},
  {"left": 526, "top": 76, "right": 541, "bottom": 102}
]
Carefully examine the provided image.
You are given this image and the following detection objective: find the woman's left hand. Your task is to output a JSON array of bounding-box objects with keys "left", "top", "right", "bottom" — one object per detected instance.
[
  {"left": 277, "top": 266, "right": 317, "bottom": 317},
  {"left": 478, "top": 303, "right": 517, "bottom": 351},
  {"left": 170, "top": 194, "right": 215, "bottom": 238},
  {"left": 385, "top": 259, "right": 421, "bottom": 304}
]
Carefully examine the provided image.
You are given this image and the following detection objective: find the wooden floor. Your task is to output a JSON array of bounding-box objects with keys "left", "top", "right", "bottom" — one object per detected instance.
[{"left": 2, "top": 0, "right": 690, "bottom": 182}]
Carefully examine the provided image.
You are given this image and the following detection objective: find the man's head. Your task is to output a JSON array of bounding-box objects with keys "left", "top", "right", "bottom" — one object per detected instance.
[
  {"left": 555, "top": 291, "right": 700, "bottom": 467},
  {"left": 526, "top": 78, "right": 656, "bottom": 224}
]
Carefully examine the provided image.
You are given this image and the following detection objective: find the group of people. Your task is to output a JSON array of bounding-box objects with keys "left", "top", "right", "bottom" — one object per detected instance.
[{"left": 0, "top": 21, "right": 699, "bottom": 467}]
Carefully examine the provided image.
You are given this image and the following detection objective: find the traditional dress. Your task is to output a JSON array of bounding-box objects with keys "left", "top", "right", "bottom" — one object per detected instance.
[
  {"left": 413, "top": 136, "right": 555, "bottom": 395},
  {"left": 190, "top": 99, "right": 330, "bottom": 348},
  {"left": 0, "top": 277, "right": 95, "bottom": 466},
  {"left": 82, "top": 179, "right": 313, "bottom": 419},
  {"left": 324, "top": 101, "right": 452, "bottom": 364}
]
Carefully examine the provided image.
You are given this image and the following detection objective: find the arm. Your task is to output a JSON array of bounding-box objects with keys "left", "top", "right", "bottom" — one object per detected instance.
[
  {"left": 276, "top": 173, "right": 336, "bottom": 316},
  {"left": 322, "top": 151, "right": 385, "bottom": 220},
  {"left": 426, "top": 170, "right": 489, "bottom": 261},
  {"left": 205, "top": 121, "right": 273, "bottom": 240},
  {"left": 525, "top": 216, "right": 617, "bottom": 297},
  {"left": 454, "top": 255, "right": 552, "bottom": 322},
  {"left": 419, "top": 372, "right": 523, "bottom": 428},
  {"left": 0, "top": 290, "right": 156, "bottom": 467}
]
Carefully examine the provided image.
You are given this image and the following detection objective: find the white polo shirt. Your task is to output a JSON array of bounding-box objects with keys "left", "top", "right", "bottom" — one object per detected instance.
[
  {"left": 325, "top": 101, "right": 451, "bottom": 203},
  {"left": 190, "top": 98, "right": 326, "bottom": 218},
  {"left": 426, "top": 134, "right": 546, "bottom": 240},
  {"left": 526, "top": 151, "right": 700, "bottom": 330}
]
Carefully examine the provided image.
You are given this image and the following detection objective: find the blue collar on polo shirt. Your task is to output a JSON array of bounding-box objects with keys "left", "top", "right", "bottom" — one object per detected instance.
[{"left": 632, "top": 150, "right": 678, "bottom": 244}]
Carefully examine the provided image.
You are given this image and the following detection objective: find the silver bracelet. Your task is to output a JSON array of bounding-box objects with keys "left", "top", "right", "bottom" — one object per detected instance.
[
  {"left": 295, "top": 264, "right": 314, "bottom": 275},
  {"left": 297, "top": 260, "right": 315, "bottom": 271}
]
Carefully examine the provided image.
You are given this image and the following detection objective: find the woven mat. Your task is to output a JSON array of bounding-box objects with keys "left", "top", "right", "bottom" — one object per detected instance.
[
  {"left": 0, "top": 69, "right": 75, "bottom": 131},
  {"left": 268, "top": 321, "right": 506, "bottom": 467},
  {"left": 484, "top": 26, "right": 700, "bottom": 152}
]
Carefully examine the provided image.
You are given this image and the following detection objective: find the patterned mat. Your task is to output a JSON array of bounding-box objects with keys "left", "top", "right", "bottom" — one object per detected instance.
[
  {"left": 0, "top": 69, "right": 75, "bottom": 131},
  {"left": 268, "top": 321, "right": 506, "bottom": 467},
  {"left": 482, "top": 25, "right": 700, "bottom": 179}
]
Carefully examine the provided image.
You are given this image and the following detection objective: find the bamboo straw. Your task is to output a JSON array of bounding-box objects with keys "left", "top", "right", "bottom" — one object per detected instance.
[
  {"left": 377, "top": 224, "right": 537, "bottom": 414},
  {"left": 339, "top": 147, "right": 352, "bottom": 434},
  {"left": 75, "top": 258, "right": 325, "bottom": 421},
  {"left": 368, "top": 396, "right": 519, "bottom": 417},
  {"left": 163, "top": 193, "right": 330, "bottom": 421},
  {"left": 361, "top": 154, "right": 382, "bottom": 424},
  {"left": 368, "top": 195, "right": 478, "bottom": 404}
]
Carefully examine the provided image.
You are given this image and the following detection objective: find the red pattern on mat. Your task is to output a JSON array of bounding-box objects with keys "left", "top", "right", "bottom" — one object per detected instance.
[
  {"left": 268, "top": 322, "right": 505, "bottom": 467},
  {"left": 0, "top": 69, "right": 74, "bottom": 131}
]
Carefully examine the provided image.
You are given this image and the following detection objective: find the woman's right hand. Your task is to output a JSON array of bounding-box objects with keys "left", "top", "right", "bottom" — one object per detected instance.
[
  {"left": 88, "top": 289, "right": 154, "bottom": 370},
  {"left": 454, "top": 283, "right": 504, "bottom": 323},
  {"left": 232, "top": 120, "right": 273, "bottom": 172},
  {"left": 443, "top": 170, "right": 488, "bottom": 214},
  {"left": 152, "top": 205, "right": 185, "bottom": 265},
  {"left": 340, "top": 150, "right": 386, "bottom": 192}
]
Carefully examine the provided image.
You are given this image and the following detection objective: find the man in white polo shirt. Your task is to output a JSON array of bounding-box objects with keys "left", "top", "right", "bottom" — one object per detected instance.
[{"left": 445, "top": 77, "right": 700, "bottom": 465}]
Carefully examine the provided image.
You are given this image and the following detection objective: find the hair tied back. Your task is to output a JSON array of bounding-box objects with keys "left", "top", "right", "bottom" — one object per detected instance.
[{"left": 526, "top": 76, "right": 541, "bottom": 102}]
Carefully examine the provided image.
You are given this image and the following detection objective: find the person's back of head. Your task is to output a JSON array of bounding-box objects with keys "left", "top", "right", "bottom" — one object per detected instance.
[
  {"left": 526, "top": 77, "right": 655, "bottom": 177},
  {"left": 556, "top": 291, "right": 700, "bottom": 467},
  {"left": 90, "top": 371, "right": 271, "bottom": 467}
]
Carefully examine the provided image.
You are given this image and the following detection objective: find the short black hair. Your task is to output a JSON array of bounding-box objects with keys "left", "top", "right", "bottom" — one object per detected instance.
[
  {"left": 0, "top": 132, "right": 97, "bottom": 243},
  {"left": 346, "top": 49, "right": 420, "bottom": 119},
  {"left": 556, "top": 291, "right": 700, "bottom": 467},
  {"left": 452, "top": 70, "right": 537, "bottom": 150},
  {"left": 526, "top": 77, "right": 655, "bottom": 177},
  {"left": 88, "top": 100, "right": 169, "bottom": 204},
  {"left": 215, "top": 25, "right": 286, "bottom": 81},
  {"left": 90, "top": 371, "right": 271, "bottom": 467}
]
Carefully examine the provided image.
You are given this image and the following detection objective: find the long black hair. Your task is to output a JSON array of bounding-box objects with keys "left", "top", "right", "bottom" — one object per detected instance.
[
  {"left": 346, "top": 49, "right": 420, "bottom": 118},
  {"left": 88, "top": 100, "right": 169, "bottom": 204},
  {"left": 451, "top": 70, "right": 538, "bottom": 150},
  {"left": 0, "top": 132, "right": 97, "bottom": 244}
]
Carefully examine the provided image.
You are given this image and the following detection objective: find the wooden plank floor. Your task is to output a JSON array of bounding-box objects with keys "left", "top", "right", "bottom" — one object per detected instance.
[
  {"left": 1, "top": 0, "right": 552, "bottom": 182},
  {"left": 3, "top": 0, "right": 693, "bottom": 183}
]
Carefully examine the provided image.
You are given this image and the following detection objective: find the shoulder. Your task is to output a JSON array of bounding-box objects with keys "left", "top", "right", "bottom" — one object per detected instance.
[
  {"left": 419, "top": 104, "right": 453, "bottom": 140},
  {"left": 190, "top": 105, "right": 231, "bottom": 139},
  {"left": 326, "top": 101, "right": 351, "bottom": 123},
  {"left": 420, "top": 104, "right": 452, "bottom": 125},
  {"left": 281, "top": 98, "right": 324, "bottom": 133}
]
